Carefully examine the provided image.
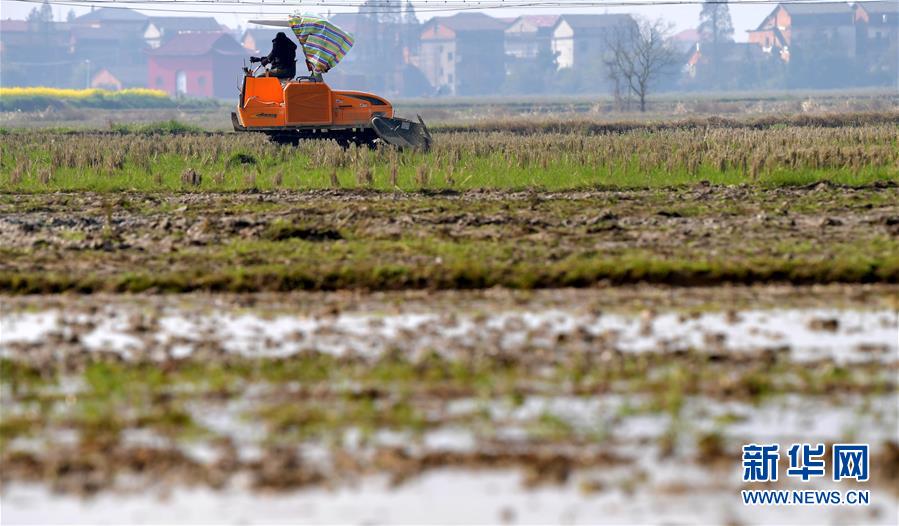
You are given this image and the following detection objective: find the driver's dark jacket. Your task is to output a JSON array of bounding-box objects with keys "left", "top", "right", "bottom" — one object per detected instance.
[{"left": 262, "top": 33, "right": 298, "bottom": 77}]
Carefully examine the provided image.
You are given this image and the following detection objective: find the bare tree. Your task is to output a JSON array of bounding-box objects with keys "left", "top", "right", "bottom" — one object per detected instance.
[{"left": 604, "top": 18, "right": 679, "bottom": 112}]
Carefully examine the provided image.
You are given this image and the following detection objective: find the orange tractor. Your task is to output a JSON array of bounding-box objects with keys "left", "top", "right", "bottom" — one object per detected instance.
[{"left": 232, "top": 70, "right": 431, "bottom": 150}]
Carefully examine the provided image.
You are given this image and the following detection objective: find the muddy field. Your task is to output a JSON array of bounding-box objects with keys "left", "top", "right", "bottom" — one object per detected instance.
[
  {"left": 2, "top": 110, "right": 898, "bottom": 523},
  {"left": 1, "top": 183, "right": 897, "bottom": 294},
  {"left": 1, "top": 193, "right": 897, "bottom": 523},
  {"left": 1, "top": 286, "right": 897, "bottom": 523}
]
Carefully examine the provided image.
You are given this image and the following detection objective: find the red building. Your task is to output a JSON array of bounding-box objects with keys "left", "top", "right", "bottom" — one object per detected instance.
[
  {"left": 147, "top": 32, "right": 247, "bottom": 98},
  {"left": 854, "top": 1, "right": 898, "bottom": 60},
  {"left": 747, "top": 2, "right": 856, "bottom": 62}
]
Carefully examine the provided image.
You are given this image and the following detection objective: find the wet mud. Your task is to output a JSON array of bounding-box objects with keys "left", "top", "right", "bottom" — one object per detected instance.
[{"left": 1, "top": 183, "right": 898, "bottom": 292}]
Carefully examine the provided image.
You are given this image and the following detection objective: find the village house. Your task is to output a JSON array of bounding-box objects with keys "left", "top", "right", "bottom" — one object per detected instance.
[
  {"left": 350, "top": 10, "right": 414, "bottom": 95},
  {"left": 0, "top": 19, "right": 31, "bottom": 51},
  {"left": 417, "top": 12, "right": 507, "bottom": 95},
  {"left": 504, "top": 15, "right": 558, "bottom": 60},
  {"left": 70, "top": 22, "right": 148, "bottom": 88},
  {"left": 686, "top": 41, "right": 771, "bottom": 88},
  {"left": 670, "top": 28, "right": 700, "bottom": 55},
  {"left": 147, "top": 32, "right": 247, "bottom": 98},
  {"left": 74, "top": 7, "right": 148, "bottom": 34},
  {"left": 854, "top": 1, "right": 898, "bottom": 60},
  {"left": 747, "top": 2, "right": 856, "bottom": 62},
  {"left": 0, "top": 19, "right": 74, "bottom": 87},
  {"left": 73, "top": 10, "right": 229, "bottom": 90},
  {"left": 70, "top": 8, "right": 153, "bottom": 88},
  {"left": 550, "top": 14, "right": 635, "bottom": 70},
  {"left": 144, "top": 16, "right": 223, "bottom": 49},
  {"left": 2, "top": 4, "right": 896, "bottom": 94},
  {"left": 90, "top": 68, "right": 124, "bottom": 90}
]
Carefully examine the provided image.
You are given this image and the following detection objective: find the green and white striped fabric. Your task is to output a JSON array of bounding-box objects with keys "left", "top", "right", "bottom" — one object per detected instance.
[{"left": 289, "top": 13, "right": 355, "bottom": 74}]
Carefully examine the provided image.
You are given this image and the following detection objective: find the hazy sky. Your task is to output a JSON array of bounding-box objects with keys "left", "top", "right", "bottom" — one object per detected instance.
[{"left": 0, "top": 1, "right": 774, "bottom": 42}]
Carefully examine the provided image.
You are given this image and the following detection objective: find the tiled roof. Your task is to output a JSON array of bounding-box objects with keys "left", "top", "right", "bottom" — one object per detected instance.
[
  {"left": 856, "top": 1, "right": 899, "bottom": 15},
  {"left": 426, "top": 13, "right": 507, "bottom": 32},
  {"left": 672, "top": 28, "right": 700, "bottom": 42},
  {"left": 558, "top": 14, "right": 634, "bottom": 30},
  {"left": 149, "top": 16, "right": 221, "bottom": 34},
  {"left": 76, "top": 7, "right": 148, "bottom": 22},
  {"left": 72, "top": 24, "right": 137, "bottom": 41},
  {"left": 149, "top": 32, "right": 246, "bottom": 56},
  {"left": 782, "top": 2, "right": 853, "bottom": 16},
  {"left": 515, "top": 15, "right": 560, "bottom": 28},
  {"left": 0, "top": 19, "right": 29, "bottom": 32}
]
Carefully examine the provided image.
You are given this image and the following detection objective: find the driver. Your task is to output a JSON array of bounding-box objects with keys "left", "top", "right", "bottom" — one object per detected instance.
[{"left": 250, "top": 32, "right": 297, "bottom": 80}]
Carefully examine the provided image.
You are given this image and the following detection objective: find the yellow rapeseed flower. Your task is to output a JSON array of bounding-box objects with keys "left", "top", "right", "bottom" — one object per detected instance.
[{"left": 0, "top": 87, "right": 168, "bottom": 99}]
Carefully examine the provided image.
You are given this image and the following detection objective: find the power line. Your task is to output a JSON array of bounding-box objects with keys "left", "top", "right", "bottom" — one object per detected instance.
[
  {"left": 5, "top": 0, "right": 864, "bottom": 4},
  {"left": 4, "top": 0, "right": 885, "bottom": 17},
  {"left": 5, "top": 0, "right": 882, "bottom": 4}
]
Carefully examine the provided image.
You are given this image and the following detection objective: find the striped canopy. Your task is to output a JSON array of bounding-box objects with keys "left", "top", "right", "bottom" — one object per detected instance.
[{"left": 289, "top": 13, "right": 355, "bottom": 74}]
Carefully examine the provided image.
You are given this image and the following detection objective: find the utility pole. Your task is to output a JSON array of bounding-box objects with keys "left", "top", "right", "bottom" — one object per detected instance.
[{"left": 85, "top": 59, "right": 91, "bottom": 89}]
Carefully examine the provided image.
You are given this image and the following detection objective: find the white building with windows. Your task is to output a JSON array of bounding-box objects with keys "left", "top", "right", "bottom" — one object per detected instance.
[
  {"left": 417, "top": 13, "right": 507, "bottom": 95},
  {"left": 550, "top": 14, "right": 635, "bottom": 70},
  {"left": 504, "top": 15, "right": 559, "bottom": 59}
]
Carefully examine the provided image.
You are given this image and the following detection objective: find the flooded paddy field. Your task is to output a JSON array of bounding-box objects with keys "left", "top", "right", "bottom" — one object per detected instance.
[{"left": 2, "top": 285, "right": 897, "bottom": 524}]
